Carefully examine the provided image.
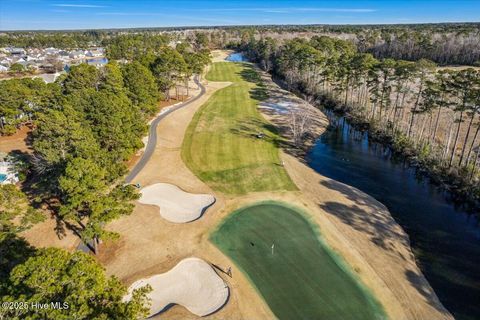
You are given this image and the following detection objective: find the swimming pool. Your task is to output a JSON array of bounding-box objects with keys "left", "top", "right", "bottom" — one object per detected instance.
[{"left": 0, "top": 173, "right": 7, "bottom": 183}]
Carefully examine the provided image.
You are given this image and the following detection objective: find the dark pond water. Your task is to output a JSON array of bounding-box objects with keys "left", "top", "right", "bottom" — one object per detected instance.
[{"left": 306, "top": 114, "right": 480, "bottom": 320}]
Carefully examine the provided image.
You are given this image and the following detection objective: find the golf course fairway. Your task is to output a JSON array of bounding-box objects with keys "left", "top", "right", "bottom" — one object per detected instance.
[
  {"left": 182, "top": 62, "right": 295, "bottom": 194},
  {"left": 210, "top": 201, "right": 386, "bottom": 320}
]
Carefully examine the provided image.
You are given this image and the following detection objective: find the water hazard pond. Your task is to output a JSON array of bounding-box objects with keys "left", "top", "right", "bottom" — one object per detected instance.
[
  {"left": 307, "top": 116, "right": 480, "bottom": 320},
  {"left": 225, "top": 52, "right": 247, "bottom": 62}
]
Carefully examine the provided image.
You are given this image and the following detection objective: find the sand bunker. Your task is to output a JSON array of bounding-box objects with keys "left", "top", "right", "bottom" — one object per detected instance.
[
  {"left": 260, "top": 100, "right": 299, "bottom": 114},
  {"left": 138, "top": 183, "right": 215, "bottom": 223},
  {"left": 125, "top": 257, "right": 229, "bottom": 317}
]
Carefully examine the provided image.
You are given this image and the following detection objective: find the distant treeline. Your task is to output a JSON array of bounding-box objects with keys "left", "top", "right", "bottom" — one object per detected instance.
[
  {"left": 356, "top": 29, "right": 480, "bottom": 66},
  {"left": 223, "top": 24, "right": 480, "bottom": 65},
  {"left": 0, "top": 31, "right": 105, "bottom": 49},
  {"left": 2, "top": 23, "right": 480, "bottom": 65}
]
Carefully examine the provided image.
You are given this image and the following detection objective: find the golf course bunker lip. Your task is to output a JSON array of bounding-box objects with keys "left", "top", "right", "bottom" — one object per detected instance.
[
  {"left": 138, "top": 183, "right": 215, "bottom": 223},
  {"left": 125, "top": 257, "right": 229, "bottom": 317}
]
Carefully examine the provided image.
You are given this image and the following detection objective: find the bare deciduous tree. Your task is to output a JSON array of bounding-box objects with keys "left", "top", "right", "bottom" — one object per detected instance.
[{"left": 288, "top": 109, "right": 312, "bottom": 147}]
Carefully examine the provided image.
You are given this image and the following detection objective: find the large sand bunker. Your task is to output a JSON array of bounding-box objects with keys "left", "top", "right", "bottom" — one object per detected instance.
[
  {"left": 125, "top": 257, "right": 229, "bottom": 317},
  {"left": 138, "top": 183, "right": 215, "bottom": 223}
]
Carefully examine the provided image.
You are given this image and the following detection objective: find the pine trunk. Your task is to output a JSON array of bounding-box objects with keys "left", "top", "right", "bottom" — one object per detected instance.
[
  {"left": 459, "top": 114, "right": 475, "bottom": 166},
  {"left": 466, "top": 125, "right": 480, "bottom": 165},
  {"left": 449, "top": 111, "right": 464, "bottom": 167}
]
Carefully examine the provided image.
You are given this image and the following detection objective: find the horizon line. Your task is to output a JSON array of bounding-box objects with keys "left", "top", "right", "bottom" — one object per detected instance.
[{"left": 1, "top": 21, "right": 479, "bottom": 33}]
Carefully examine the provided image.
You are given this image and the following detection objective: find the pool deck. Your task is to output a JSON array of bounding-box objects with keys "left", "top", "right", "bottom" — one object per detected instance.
[{"left": 0, "top": 161, "right": 19, "bottom": 184}]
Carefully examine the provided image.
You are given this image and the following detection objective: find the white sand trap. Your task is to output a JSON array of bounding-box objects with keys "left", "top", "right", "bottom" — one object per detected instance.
[
  {"left": 260, "top": 100, "right": 299, "bottom": 114},
  {"left": 125, "top": 257, "right": 229, "bottom": 317},
  {"left": 138, "top": 183, "right": 215, "bottom": 223}
]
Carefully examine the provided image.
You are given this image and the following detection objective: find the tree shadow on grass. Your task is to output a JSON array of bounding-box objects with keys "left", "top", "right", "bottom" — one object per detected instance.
[
  {"left": 405, "top": 269, "right": 452, "bottom": 317},
  {"left": 318, "top": 179, "right": 411, "bottom": 254},
  {"left": 229, "top": 116, "right": 290, "bottom": 150},
  {"left": 249, "top": 86, "right": 268, "bottom": 102},
  {"left": 238, "top": 65, "right": 262, "bottom": 84},
  {"left": 237, "top": 65, "right": 269, "bottom": 102}
]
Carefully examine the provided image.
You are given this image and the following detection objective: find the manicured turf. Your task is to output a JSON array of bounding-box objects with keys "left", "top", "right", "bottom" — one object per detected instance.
[
  {"left": 181, "top": 62, "right": 296, "bottom": 194},
  {"left": 210, "top": 202, "right": 386, "bottom": 320}
]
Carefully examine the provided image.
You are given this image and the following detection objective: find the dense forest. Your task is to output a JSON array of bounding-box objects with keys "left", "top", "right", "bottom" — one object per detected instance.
[
  {"left": 2, "top": 23, "right": 480, "bottom": 65},
  {"left": 356, "top": 28, "right": 480, "bottom": 65},
  {"left": 0, "top": 31, "right": 105, "bottom": 49},
  {"left": 240, "top": 35, "right": 480, "bottom": 210},
  {"left": 0, "top": 36, "right": 210, "bottom": 318},
  {"left": 205, "top": 23, "right": 480, "bottom": 65}
]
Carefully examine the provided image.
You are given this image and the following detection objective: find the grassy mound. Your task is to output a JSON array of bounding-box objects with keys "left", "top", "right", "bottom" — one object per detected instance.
[
  {"left": 210, "top": 201, "right": 386, "bottom": 320},
  {"left": 181, "top": 62, "right": 296, "bottom": 194}
]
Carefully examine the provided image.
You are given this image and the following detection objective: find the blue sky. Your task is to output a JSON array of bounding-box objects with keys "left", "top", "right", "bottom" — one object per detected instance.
[{"left": 1, "top": 0, "right": 479, "bottom": 30}]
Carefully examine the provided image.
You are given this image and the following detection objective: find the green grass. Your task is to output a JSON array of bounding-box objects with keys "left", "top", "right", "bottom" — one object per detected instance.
[
  {"left": 182, "top": 62, "right": 296, "bottom": 194},
  {"left": 210, "top": 201, "right": 387, "bottom": 320}
]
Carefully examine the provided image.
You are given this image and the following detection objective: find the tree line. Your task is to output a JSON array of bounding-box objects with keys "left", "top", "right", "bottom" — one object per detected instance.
[
  {"left": 3, "top": 23, "right": 479, "bottom": 65},
  {"left": 0, "top": 42, "right": 210, "bottom": 318},
  {"left": 211, "top": 24, "right": 480, "bottom": 65},
  {"left": 357, "top": 28, "right": 480, "bottom": 66},
  {"left": 241, "top": 35, "right": 480, "bottom": 210},
  {"left": 0, "top": 31, "right": 105, "bottom": 49}
]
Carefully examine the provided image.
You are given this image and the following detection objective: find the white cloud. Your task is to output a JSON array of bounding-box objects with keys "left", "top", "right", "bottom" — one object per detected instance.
[
  {"left": 96, "top": 12, "right": 132, "bottom": 15},
  {"left": 264, "top": 10, "right": 289, "bottom": 14},
  {"left": 293, "top": 8, "right": 376, "bottom": 13},
  {"left": 95, "top": 11, "right": 237, "bottom": 24},
  {"left": 52, "top": 4, "right": 107, "bottom": 8},
  {"left": 198, "top": 7, "right": 376, "bottom": 13}
]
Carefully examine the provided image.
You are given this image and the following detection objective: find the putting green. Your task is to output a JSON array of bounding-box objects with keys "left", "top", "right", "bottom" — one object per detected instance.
[
  {"left": 182, "top": 62, "right": 296, "bottom": 194},
  {"left": 210, "top": 201, "right": 386, "bottom": 320}
]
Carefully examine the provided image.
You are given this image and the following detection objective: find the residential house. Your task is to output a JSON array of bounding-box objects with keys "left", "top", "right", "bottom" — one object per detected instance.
[
  {"left": 86, "top": 48, "right": 104, "bottom": 57},
  {"left": 69, "top": 50, "right": 86, "bottom": 59},
  {"left": 8, "top": 47, "right": 26, "bottom": 56},
  {"left": 0, "top": 58, "right": 12, "bottom": 66},
  {"left": 45, "top": 47, "right": 59, "bottom": 55},
  {"left": 33, "top": 72, "right": 63, "bottom": 83}
]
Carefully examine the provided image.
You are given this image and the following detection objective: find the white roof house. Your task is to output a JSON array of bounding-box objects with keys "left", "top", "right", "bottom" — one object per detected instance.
[
  {"left": 0, "top": 58, "right": 11, "bottom": 66},
  {"left": 0, "top": 65, "right": 9, "bottom": 72},
  {"left": 33, "top": 72, "right": 63, "bottom": 83},
  {"left": 45, "top": 47, "right": 58, "bottom": 54},
  {"left": 13, "top": 56, "right": 27, "bottom": 63},
  {"left": 8, "top": 47, "right": 26, "bottom": 55},
  {"left": 86, "top": 49, "right": 104, "bottom": 57},
  {"left": 69, "top": 50, "right": 86, "bottom": 59}
]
